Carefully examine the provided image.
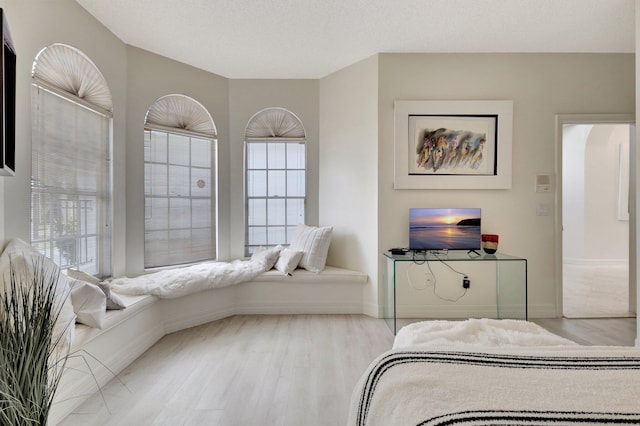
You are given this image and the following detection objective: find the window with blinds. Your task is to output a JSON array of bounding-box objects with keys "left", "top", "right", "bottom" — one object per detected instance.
[
  {"left": 144, "top": 95, "right": 217, "bottom": 268},
  {"left": 244, "top": 108, "right": 306, "bottom": 256},
  {"left": 30, "top": 44, "right": 112, "bottom": 276}
]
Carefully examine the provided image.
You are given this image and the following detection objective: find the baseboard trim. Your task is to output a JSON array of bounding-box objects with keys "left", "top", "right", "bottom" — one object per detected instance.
[
  {"left": 527, "top": 304, "right": 560, "bottom": 318},
  {"left": 235, "top": 301, "right": 363, "bottom": 315},
  {"left": 50, "top": 320, "right": 164, "bottom": 424},
  {"left": 395, "top": 304, "right": 499, "bottom": 319},
  {"left": 563, "top": 258, "right": 628, "bottom": 266},
  {"left": 163, "top": 306, "right": 236, "bottom": 334},
  {"left": 362, "top": 301, "right": 380, "bottom": 318}
]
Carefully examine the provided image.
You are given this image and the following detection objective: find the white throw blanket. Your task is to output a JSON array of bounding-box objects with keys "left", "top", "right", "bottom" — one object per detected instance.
[
  {"left": 393, "top": 318, "right": 577, "bottom": 349},
  {"left": 351, "top": 319, "right": 640, "bottom": 426},
  {"left": 109, "top": 259, "right": 265, "bottom": 299},
  {"left": 349, "top": 346, "right": 640, "bottom": 426}
]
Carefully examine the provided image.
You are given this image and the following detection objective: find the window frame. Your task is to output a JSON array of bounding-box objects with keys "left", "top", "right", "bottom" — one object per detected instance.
[
  {"left": 244, "top": 136, "right": 307, "bottom": 256},
  {"left": 142, "top": 94, "right": 218, "bottom": 269},
  {"left": 30, "top": 81, "right": 113, "bottom": 276},
  {"left": 143, "top": 126, "right": 217, "bottom": 269}
]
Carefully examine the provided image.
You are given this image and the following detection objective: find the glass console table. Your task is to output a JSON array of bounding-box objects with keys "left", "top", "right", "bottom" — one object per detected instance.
[{"left": 383, "top": 251, "right": 527, "bottom": 334}]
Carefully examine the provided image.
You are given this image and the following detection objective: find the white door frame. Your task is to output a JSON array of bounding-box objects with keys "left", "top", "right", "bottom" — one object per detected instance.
[{"left": 555, "top": 114, "right": 636, "bottom": 317}]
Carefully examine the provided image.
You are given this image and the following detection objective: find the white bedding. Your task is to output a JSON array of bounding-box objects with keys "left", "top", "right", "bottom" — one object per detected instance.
[
  {"left": 393, "top": 318, "right": 577, "bottom": 349},
  {"left": 349, "top": 346, "right": 640, "bottom": 426},
  {"left": 351, "top": 319, "right": 640, "bottom": 425},
  {"left": 109, "top": 259, "right": 265, "bottom": 299}
]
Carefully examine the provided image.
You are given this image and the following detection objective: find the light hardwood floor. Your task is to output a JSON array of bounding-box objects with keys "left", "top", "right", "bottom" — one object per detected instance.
[
  {"left": 59, "top": 315, "right": 395, "bottom": 426},
  {"left": 58, "top": 315, "right": 636, "bottom": 426},
  {"left": 531, "top": 317, "right": 636, "bottom": 346},
  {"left": 563, "top": 263, "right": 633, "bottom": 318}
]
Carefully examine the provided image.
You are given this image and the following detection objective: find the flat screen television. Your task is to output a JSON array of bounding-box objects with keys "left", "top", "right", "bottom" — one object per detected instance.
[
  {"left": 409, "top": 208, "right": 481, "bottom": 251},
  {"left": 0, "top": 8, "right": 15, "bottom": 176}
]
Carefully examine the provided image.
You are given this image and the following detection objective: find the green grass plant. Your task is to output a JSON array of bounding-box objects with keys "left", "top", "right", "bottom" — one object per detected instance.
[{"left": 0, "top": 257, "right": 71, "bottom": 425}]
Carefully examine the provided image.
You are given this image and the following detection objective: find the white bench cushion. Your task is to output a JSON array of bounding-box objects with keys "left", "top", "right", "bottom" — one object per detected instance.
[
  {"left": 71, "top": 294, "right": 157, "bottom": 351},
  {"left": 256, "top": 265, "right": 367, "bottom": 283}
]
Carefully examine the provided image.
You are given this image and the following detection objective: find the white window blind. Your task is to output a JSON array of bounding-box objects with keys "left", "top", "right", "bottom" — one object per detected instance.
[
  {"left": 32, "top": 43, "right": 113, "bottom": 112},
  {"left": 245, "top": 107, "right": 305, "bottom": 139},
  {"left": 244, "top": 108, "right": 306, "bottom": 256},
  {"left": 31, "top": 44, "right": 112, "bottom": 276},
  {"left": 145, "top": 94, "right": 217, "bottom": 137},
  {"left": 144, "top": 95, "right": 217, "bottom": 268}
]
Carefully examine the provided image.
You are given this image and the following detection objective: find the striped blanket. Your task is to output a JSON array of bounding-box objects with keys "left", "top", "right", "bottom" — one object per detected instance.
[{"left": 348, "top": 347, "right": 640, "bottom": 426}]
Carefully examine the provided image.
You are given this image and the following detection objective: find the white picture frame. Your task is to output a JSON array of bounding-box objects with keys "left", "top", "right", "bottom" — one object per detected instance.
[{"left": 394, "top": 100, "right": 513, "bottom": 189}]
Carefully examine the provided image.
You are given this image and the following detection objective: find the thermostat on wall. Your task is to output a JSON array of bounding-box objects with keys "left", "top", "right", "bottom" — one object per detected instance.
[{"left": 535, "top": 173, "right": 552, "bottom": 193}]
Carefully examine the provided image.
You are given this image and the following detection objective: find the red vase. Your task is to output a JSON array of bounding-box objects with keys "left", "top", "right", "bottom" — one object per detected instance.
[{"left": 481, "top": 234, "right": 499, "bottom": 254}]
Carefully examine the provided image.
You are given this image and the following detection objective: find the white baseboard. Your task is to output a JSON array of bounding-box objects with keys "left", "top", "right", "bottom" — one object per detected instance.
[
  {"left": 50, "top": 311, "right": 165, "bottom": 425},
  {"left": 563, "top": 258, "right": 628, "bottom": 266},
  {"left": 362, "top": 301, "right": 380, "bottom": 318},
  {"left": 391, "top": 303, "right": 556, "bottom": 320},
  {"left": 395, "top": 304, "right": 499, "bottom": 319},
  {"left": 159, "top": 285, "right": 236, "bottom": 333},
  {"left": 235, "top": 300, "right": 363, "bottom": 315},
  {"left": 525, "top": 304, "right": 559, "bottom": 318},
  {"left": 163, "top": 306, "right": 236, "bottom": 334}
]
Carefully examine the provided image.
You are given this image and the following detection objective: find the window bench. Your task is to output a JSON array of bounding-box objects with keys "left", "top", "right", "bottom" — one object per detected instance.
[{"left": 50, "top": 265, "right": 367, "bottom": 424}]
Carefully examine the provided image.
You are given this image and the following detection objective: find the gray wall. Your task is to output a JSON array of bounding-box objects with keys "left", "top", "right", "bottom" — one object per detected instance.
[
  {"left": 125, "top": 46, "right": 229, "bottom": 274},
  {"left": 1, "top": 0, "right": 128, "bottom": 274},
  {"left": 228, "top": 79, "right": 320, "bottom": 260},
  {"left": 0, "top": 1, "right": 635, "bottom": 321},
  {"left": 377, "top": 53, "right": 634, "bottom": 316},
  {"left": 635, "top": 0, "right": 640, "bottom": 345},
  {"left": 317, "top": 52, "right": 634, "bottom": 317},
  {"left": 319, "top": 55, "right": 379, "bottom": 316},
  {"left": 0, "top": 0, "right": 325, "bottom": 277}
]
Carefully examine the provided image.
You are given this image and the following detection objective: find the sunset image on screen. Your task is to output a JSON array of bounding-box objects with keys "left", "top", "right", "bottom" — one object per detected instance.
[{"left": 409, "top": 208, "right": 481, "bottom": 251}]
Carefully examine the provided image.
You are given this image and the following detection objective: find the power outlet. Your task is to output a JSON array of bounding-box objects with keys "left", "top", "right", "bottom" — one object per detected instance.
[{"left": 425, "top": 273, "right": 435, "bottom": 286}]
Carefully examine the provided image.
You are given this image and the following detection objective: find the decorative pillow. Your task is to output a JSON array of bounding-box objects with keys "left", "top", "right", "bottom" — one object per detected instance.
[
  {"left": 0, "top": 238, "right": 75, "bottom": 346},
  {"left": 66, "top": 269, "right": 126, "bottom": 310},
  {"left": 67, "top": 275, "right": 106, "bottom": 329},
  {"left": 274, "top": 249, "right": 304, "bottom": 276},
  {"left": 288, "top": 224, "right": 333, "bottom": 273},
  {"left": 250, "top": 245, "right": 283, "bottom": 271},
  {"left": 97, "top": 281, "right": 126, "bottom": 310}
]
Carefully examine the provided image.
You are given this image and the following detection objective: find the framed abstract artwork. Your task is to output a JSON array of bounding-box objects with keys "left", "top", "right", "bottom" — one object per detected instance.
[{"left": 394, "top": 100, "right": 513, "bottom": 189}]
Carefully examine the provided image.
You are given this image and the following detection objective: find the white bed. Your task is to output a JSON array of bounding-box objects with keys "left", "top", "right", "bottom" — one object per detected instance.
[{"left": 348, "top": 319, "right": 640, "bottom": 426}]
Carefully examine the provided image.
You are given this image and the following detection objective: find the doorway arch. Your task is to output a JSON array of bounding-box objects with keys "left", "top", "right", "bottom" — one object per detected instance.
[{"left": 555, "top": 114, "right": 636, "bottom": 320}]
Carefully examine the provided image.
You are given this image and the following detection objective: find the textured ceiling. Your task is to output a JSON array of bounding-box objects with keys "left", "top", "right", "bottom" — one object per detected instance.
[{"left": 75, "top": 0, "right": 635, "bottom": 79}]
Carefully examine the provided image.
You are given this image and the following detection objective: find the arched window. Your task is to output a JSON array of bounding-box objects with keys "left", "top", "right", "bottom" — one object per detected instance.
[
  {"left": 244, "top": 107, "right": 306, "bottom": 256},
  {"left": 31, "top": 43, "right": 113, "bottom": 276},
  {"left": 144, "top": 94, "right": 217, "bottom": 268}
]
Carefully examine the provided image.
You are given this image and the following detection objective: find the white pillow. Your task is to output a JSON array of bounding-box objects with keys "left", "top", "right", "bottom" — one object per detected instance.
[
  {"left": 0, "top": 238, "right": 75, "bottom": 346},
  {"left": 67, "top": 276, "right": 107, "bottom": 329},
  {"left": 67, "top": 269, "right": 125, "bottom": 310},
  {"left": 251, "top": 245, "right": 283, "bottom": 271},
  {"left": 274, "top": 249, "right": 304, "bottom": 276},
  {"left": 289, "top": 225, "right": 333, "bottom": 273}
]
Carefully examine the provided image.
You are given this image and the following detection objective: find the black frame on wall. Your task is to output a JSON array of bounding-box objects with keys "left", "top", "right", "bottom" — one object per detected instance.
[{"left": 0, "top": 8, "right": 15, "bottom": 176}]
